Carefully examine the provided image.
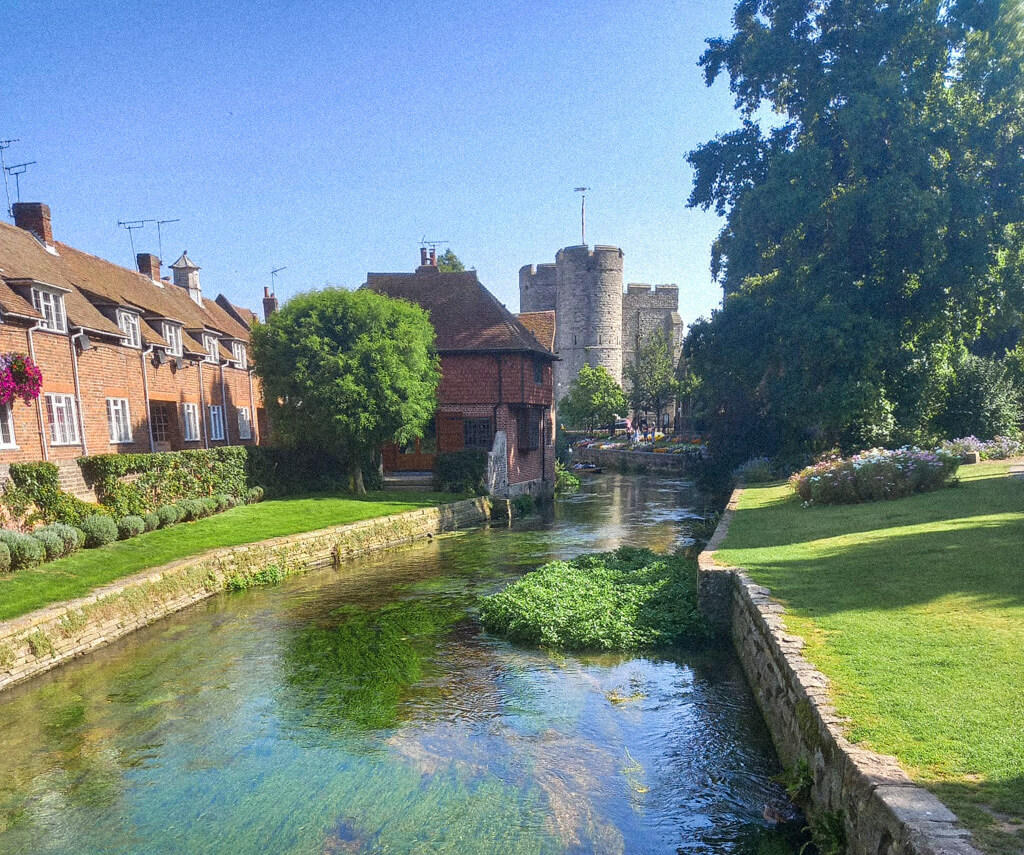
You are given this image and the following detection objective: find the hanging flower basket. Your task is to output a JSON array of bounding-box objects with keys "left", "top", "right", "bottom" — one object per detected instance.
[{"left": 0, "top": 353, "right": 44, "bottom": 405}]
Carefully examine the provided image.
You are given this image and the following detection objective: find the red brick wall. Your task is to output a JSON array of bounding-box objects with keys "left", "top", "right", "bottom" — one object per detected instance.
[{"left": 0, "top": 323, "right": 264, "bottom": 465}]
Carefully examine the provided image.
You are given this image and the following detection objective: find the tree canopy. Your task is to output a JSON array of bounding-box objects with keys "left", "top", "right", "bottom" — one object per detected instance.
[
  {"left": 558, "top": 365, "right": 627, "bottom": 433},
  {"left": 251, "top": 288, "right": 440, "bottom": 492},
  {"left": 625, "top": 330, "right": 678, "bottom": 427},
  {"left": 436, "top": 249, "right": 465, "bottom": 273},
  {"left": 685, "top": 0, "right": 1024, "bottom": 459}
]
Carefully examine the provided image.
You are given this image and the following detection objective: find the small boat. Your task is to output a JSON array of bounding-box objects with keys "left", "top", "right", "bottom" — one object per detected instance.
[{"left": 571, "top": 463, "right": 603, "bottom": 474}]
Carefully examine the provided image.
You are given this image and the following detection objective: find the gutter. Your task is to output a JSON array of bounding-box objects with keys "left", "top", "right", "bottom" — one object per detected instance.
[{"left": 25, "top": 322, "right": 49, "bottom": 461}]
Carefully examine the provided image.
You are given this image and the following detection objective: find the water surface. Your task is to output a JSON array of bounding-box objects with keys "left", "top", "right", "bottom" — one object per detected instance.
[{"left": 0, "top": 474, "right": 801, "bottom": 854}]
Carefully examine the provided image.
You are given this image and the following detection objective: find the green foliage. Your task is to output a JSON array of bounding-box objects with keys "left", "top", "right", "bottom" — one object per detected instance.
[
  {"left": 510, "top": 494, "right": 534, "bottom": 516},
  {"left": 791, "top": 448, "right": 959, "bottom": 505},
  {"left": 480, "top": 546, "right": 708, "bottom": 651},
  {"left": 685, "top": 0, "right": 1024, "bottom": 461},
  {"left": 224, "top": 563, "right": 287, "bottom": 591},
  {"left": 435, "top": 248, "right": 466, "bottom": 272},
  {"left": 0, "top": 541, "right": 11, "bottom": 573},
  {"left": 213, "top": 494, "right": 232, "bottom": 512},
  {"left": 251, "top": 287, "right": 440, "bottom": 493},
  {"left": 732, "top": 457, "right": 777, "bottom": 484},
  {"left": 80, "top": 514, "right": 118, "bottom": 548},
  {"left": 554, "top": 460, "right": 581, "bottom": 495},
  {"left": 625, "top": 330, "right": 678, "bottom": 425},
  {"left": 156, "top": 504, "right": 183, "bottom": 528},
  {"left": 143, "top": 512, "right": 160, "bottom": 532},
  {"left": 37, "top": 523, "right": 82, "bottom": 556},
  {"left": 175, "top": 499, "right": 208, "bottom": 522},
  {"left": 777, "top": 759, "right": 814, "bottom": 805},
  {"left": 246, "top": 486, "right": 265, "bottom": 504},
  {"left": 5, "top": 462, "right": 105, "bottom": 527},
  {"left": 433, "top": 449, "right": 487, "bottom": 494},
  {"left": 559, "top": 364, "right": 627, "bottom": 432},
  {"left": 116, "top": 516, "right": 146, "bottom": 540},
  {"left": 931, "top": 353, "right": 1023, "bottom": 441},
  {"left": 31, "top": 529, "right": 65, "bottom": 561},
  {"left": 0, "top": 530, "right": 44, "bottom": 571},
  {"left": 802, "top": 811, "right": 846, "bottom": 855},
  {"left": 79, "top": 447, "right": 250, "bottom": 516}
]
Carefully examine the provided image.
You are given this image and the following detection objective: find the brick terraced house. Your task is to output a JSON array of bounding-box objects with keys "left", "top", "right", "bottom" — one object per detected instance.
[
  {"left": 0, "top": 202, "right": 266, "bottom": 483},
  {"left": 365, "top": 249, "right": 557, "bottom": 498}
]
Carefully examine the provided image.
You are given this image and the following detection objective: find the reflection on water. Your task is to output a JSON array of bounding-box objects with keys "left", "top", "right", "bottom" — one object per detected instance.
[{"left": 0, "top": 474, "right": 802, "bottom": 854}]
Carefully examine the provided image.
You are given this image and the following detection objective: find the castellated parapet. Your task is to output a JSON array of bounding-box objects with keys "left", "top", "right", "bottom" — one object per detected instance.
[
  {"left": 518, "top": 263, "right": 557, "bottom": 313},
  {"left": 622, "top": 283, "right": 684, "bottom": 392},
  {"left": 552, "top": 245, "right": 624, "bottom": 401}
]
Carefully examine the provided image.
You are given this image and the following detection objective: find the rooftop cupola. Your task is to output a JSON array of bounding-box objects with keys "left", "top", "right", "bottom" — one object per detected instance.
[{"left": 170, "top": 250, "right": 202, "bottom": 306}]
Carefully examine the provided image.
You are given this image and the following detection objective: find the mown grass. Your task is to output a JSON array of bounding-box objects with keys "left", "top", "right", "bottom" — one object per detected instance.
[
  {"left": 0, "top": 491, "right": 462, "bottom": 622},
  {"left": 715, "top": 461, "right": 1024, "bottom": 855}
]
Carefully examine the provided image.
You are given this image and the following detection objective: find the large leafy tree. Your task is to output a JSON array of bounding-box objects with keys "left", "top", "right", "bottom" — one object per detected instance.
[
  {"left": 251, "top": 288, "right": 440, "bottom": 493},
  {"left": 436, "top": 249, "right": 466, "bottom": 272},
  {"left": 625, "top": 330, "right": 678, "bottom": 429},
  {"left": 559, "top": 365, "right": 627, "bottom": 433},
  {"left": 686, "top": 0, "right": 1024, "bottom": 457}
]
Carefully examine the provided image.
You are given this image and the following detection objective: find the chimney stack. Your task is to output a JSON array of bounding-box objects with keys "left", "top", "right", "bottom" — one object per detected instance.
[
  {"left": 263, "top": 286, "right": 279, "bottom": 320},
  {"left": 429, "top": 247, "right": 436, "bottom": 266},
  {"left": 137, "top": 253, "right": 161, "bottom": 281},
  {"left": 12, "top": 202, "right": 54, "bottom": 249},
  {"left": 420, "top": 246, "right": 429, "bottom": 267},
  {"left": 170, "top": 251, "right": 203, "bottom": 306}
]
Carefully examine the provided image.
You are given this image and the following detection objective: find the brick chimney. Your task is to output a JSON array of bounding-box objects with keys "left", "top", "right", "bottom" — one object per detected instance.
[
  {"left": 12, "top": 202, "right": 54, "bottom": 249},
  {"left": 263, "top": 286, "right": 279, "bottom": 320},
  {"left": 137, "top": 253, "right": 161, "bottom": 281},
  {"left": 420, "top": 246, "right": 429, "bottom": 266},
  {"left": 429, "top": 247, "right": 436, "bottom": 266}
]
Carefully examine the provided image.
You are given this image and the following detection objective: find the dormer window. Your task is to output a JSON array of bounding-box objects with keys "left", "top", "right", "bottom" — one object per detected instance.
[
  {"left": 162, "top": 322, "right": 183, "bottom": 357},
  {"left": 204, "top": 334, "right": 220, "bottom": 364},
  {"left": 232, "top": 341, "right": 248, "bottom": 369},
  {"left": 117, "top": 310, "right": 141, "bottom": 349},
  {"left": 31, "top": 287, "right": 67, "bottom": 333}
]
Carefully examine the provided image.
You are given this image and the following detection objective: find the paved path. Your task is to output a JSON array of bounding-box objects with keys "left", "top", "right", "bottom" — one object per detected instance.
[{"left": 1006, "top": 456, "right": 1024, "bottom": 479}]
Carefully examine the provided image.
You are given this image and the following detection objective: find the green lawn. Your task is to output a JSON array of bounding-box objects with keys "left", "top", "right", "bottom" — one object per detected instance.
[
  {"left": 0, "top": 491, "right": 463, "bottom": 623},
  {"left": 716, "top": 462, "right": 1024, "bottom": 855}
]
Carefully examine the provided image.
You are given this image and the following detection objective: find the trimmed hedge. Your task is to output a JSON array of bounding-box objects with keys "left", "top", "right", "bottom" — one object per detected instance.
[
  {"left": 79, "top": 447, "right": 250, "bottom": 515},
  {"left": 80, "top": 514, "right": 118, "bottom": 548},
  {"left": 117, "top": 515, "right": 146, "bottom": 540},
  {"left": 0, "top": 530, "right": 45, "bottom": 571},
  {"left": 32, "top": 529, "right": 65, "bottom": 561},
  {"left": 156, "top": 504, "right": 184, "bottom": 527},
  {"left": 143, "top": 512, "right": 160, "bottom": 532},
  {"left": 4, "top": 461, "right": 106, "bottom": 526},
  {"left": 433, "top": 449, "right": 488, "bottom": 494},
  {"left": 0, "top": 541, "right": 9, "bottom": 573}
]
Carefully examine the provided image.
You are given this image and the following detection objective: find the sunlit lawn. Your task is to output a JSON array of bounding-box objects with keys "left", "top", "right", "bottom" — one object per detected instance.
[
  {"left": 716, "top": 462, "right": 1024, "bottom": 855},
  {"left": 0, "top": 490, "right": 463, "bottom": 622}
]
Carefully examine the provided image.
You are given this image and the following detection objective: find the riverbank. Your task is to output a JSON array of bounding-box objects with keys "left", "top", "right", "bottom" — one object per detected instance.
[
  {"left": 0, "top": 490, "right": 462, "bottom": 622},
  {"left": 713, "top": 461, "right": 1023, "bottom": 855},
  {"left": 0, "top": 496, "right": 490, "bottom": 692}
]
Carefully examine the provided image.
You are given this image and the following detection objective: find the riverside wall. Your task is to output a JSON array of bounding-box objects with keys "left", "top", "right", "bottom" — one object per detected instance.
[
  {"left": 573, "top": 446, "right": 695, "bottom": 472},
  {"left": 697, "top": 490, "right": 980, "bottom": 855},
  {"left": 0, "top": 497, "right": 492, "bottom": 693}
]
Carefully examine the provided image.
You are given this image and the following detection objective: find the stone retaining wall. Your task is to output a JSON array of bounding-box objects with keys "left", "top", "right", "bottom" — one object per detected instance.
[
  {"left": 698, "top": 489, "right": 980, "bottom": 855},
  {"left": 573, "top": 446, "right": 696, "bottom": 471},
  {"left": 0, "top": 497, "right": 492, "bottom": 693}
]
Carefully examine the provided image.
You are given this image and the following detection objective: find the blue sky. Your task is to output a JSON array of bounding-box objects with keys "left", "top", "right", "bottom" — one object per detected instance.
[{"left": 1, "top": 0, "right": 739, "bottom": 327}]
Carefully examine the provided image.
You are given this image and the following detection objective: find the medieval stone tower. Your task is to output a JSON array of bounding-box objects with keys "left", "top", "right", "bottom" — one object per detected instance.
[{"left": 520, "top": 244, "right": 683, "bottom": 406}]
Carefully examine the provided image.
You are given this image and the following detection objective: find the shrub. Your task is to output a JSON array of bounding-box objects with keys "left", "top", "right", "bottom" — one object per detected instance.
[
  {"left": 44, "top": 523, "right": 82, "bottom": 556},
  {"left": 246, "top": 486, "right": 265, "bottom": 504},
  {"left": 936, "top": 435, "right": 1023, "bottom": 461},
  {"left": 80, "top": 514, "right": 118, "bottom": 548},
  {"left": 213, "top": 494, "right": 232, "bottom": 512},
  {"left": 790, "top": 448, "right": 959, "bottom": 505},
  {"left": 732, "top": 456, "right": 777, "bottom": 484},
  {"left": 554, "top": 461, "right": 580, "bottom": 495},
  {"left": 0, "top": 541, "right": 9, "bottom": 573},
  {"left": 116, "top": 515, "right": 146, "bottom": 540},
  {"left": 175, "top": 499, "right": 204, "bottom": 522},
  {"left": 433, "top": 449, "right": 488, "bottom": 494},
  {"left": 479, "top": 546, "right": 708, "bottom": 650},
  {"left": 72, "top": 528, "right": 87, "bottom": 550},
  {"left": 200, "top": 496, "right": 219, "bottom": 516},
  {"left": 511, "top": 494, "right": 535, "bottom": 516},
  {"left": 143, "top": 512, "right": 160, "bottom": 532},
  {"left": 156, "top": 504, "right": 183, "bottom": 528},
  {"left": 931, "top": 353, "right": 1023, "bottom": 440},
  {"left": 31, "top": 528, "right": 65, "bottom": 561},
  {"left": 0, "top": 530, "right": 45, "bottom": 570}
]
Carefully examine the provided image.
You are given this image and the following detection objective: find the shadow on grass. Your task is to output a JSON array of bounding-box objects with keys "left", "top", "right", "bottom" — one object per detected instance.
[{"left": 930, "top": 777, "right": 1024, "bottom": 855}]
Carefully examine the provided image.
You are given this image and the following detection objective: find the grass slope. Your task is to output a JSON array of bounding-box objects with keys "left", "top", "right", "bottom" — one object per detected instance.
[
  {"left": 716, "top": 462, "right": 1024, "bottom": 855},
  {"left": 0, "top": 491, "right": 461, "bottom": 622}
]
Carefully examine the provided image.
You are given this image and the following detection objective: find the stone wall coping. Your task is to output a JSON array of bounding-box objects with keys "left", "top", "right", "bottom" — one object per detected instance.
[
  {"left": 0, "top": 496, "right": 490, "bottom": 667},
  {"left": 700, "top": 487, "right": 981, "bottom": 855}
]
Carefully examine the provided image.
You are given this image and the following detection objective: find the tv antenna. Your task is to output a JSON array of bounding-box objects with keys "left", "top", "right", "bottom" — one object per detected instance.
[
  {"left": 270, "top": 266, "right": 286, "bottom": 294},
  {"left": 154, "top": 218, "right": 180, "bottom": 265},
  {"left": 574, "top": 187, "right": 590, "bottom": 245},
  {"left": 5, "top": 161, "right": 36, "bottom": 206},
  {"left": 0, "top": 139, "right": 19, "bottom": 216},
  {"left": 419, "top": 237, "right": 449, "bottom": 250},
  {"left": 118, "top": 219, "right": 148, "bottom": 259}
]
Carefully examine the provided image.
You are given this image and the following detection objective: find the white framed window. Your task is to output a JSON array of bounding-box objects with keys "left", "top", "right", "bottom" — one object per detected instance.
[
  {"left": 232, "top": 341, "right": 248, "bottom": 369},
  {"left": 31, "top": 288, "right": 67, "bottom": 333},
  {"left": 105, "top": 398, "right": 132, "bottom": 443},
  {"left": 163, "top": 322, "right": 183, "bottom": 357},
  {"left": 204, "top": 334, "right": 219, "bottom": 364},
  {"left": 117, "top": 310, "right": 141, "bottom": 349},
  {"left": 182, "top": 403, "right": 200, "bottom": 442},
  {"left": 208, "top": 405, "right": 225, "bottom": 441},
  {"left": 0, "top": 404, "right": 16, "bottom": 448},
  {"left": 45, "top": 394, "right": 80, "bottom": 446},
  {"left": 237, "top": 406, "right": 252, "bottom": 440}
]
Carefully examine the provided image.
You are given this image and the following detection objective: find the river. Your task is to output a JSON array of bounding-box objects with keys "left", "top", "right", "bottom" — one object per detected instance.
[{"left": 0, "top": 473, "right": 802, "bottom": 855}]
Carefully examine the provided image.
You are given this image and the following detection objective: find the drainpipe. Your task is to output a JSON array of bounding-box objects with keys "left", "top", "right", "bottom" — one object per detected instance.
[
  {"left": 219, "top": 362, "right": 229, "bottom": 445},
  {"left": 140, "top": 345, "right": 155, "bottom": 452},
  {"left": 68, "top": 330, "right": 90, "bottom": 456},
  {"left": 26, "top": 322, "right": 48, "bottom": 461},
  {"left": 247, "top": 368, "right": 258, "bottom": 444},
  {"left": 198, "top": 360, "right": 209, "bottom": 449}
]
